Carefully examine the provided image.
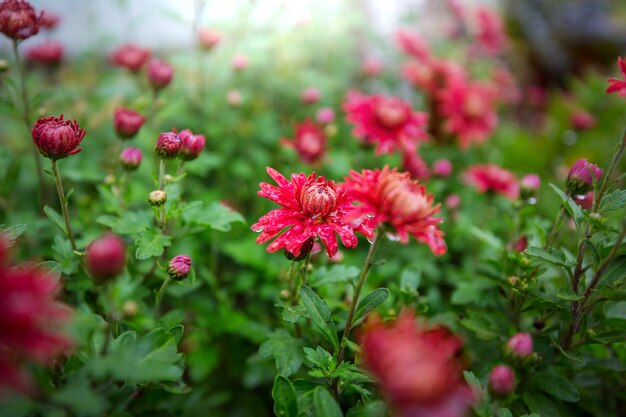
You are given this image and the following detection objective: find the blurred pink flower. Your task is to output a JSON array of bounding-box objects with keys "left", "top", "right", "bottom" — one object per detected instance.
[
  {"left": 39, "top": 9, "right": 59, "bottom": 29},
  {"left": 25, "top": 41, "right": 64, "bottom": 66},
  {"left": 395, "top": 29, "right": 431, "bottom": 60},
  {"left": 473, "top": 7, "right": 507, "bottom": 56},
  {"left": 109, "top": 44, "right": 151, "bottom": 73},
  {"left": 316, "top": 107, "right": 335, "bottom": 125},
  {"left": 463, "top": 164, "right": 519, "bottom": 199},
  {"left": 570, "top": 110, "right": 596, "bottom": 131},
  {"left": 178, "top": 129, "right": 206, "bottom": 161},
  {"left": 114, "top": 108, "right": 145, "bottom": 139},
  {"left": 147, "top": 59, "right": 174, "bottom": 91},
  {"left": 281, "top": 119, "right": 327, "bottom": 164},
  {"left": 489, "top": 365, "right": 516, "bottom": 396},
  {"left": 198, "top": 28, "right": 221, "bottom": 50},
  {"left": 433, "top": 159, "right": 453, "bottom": 178},
  {"left": 445, "top": 194, "right": 461, "bottom": 210},
  {"left": 227, "top": 89, "right": 243, "bottom": 106},
  {"left": 362, "top": 57, "right": 383, "bottom": 77},
  {"left": 606, "top": 57, "right": 626, "bottom": 97},
  {"left": 301, "top": 87, "right": 320, "bottom": 105},
  {"left": 232, "top": 53, "right": 248, "bottom": 71}
]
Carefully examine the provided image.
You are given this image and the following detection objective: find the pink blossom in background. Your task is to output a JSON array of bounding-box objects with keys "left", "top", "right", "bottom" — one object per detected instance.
[
  {"left": 301, "top": 87, "right": 320, "bottom": 105},
  {"left": 361, "top": 57, "right": 383, "bottom": 77},
  {"left": 198, "top": 28, "right": 221, "bottom": 50},
  {"left": 402, "top": 150, "right": 431, "bottom": 180},
  {"left": 473, "top": 7, "right": 507, "bottom": 56},
  {"left": 570, "top": 110, "right": 596, "bottom": 131},
  {"left": 445, "top": 194, "right": 461, "bottom": 210},
  {"left": 395, "top": 29, "right": 431, "bottom": 60},
  {"left": 316, "top": 107, "right": 335, "bottom": 125},
  {"left": 433, "top": 159, "right": 453, "bottom": 178},
  {"left": 227, "top": 89, "right": 243, "bottom": 106},
  {"left": 25, "top": 42, "right": 64, "bottom": 66},
  {"left": 232, "top": 53, "right": 248, "bottom": 71},
  {"left": 463, "top": 164, "right": 519, "bottom": 200},
  {"left": 109, "top": 44, "right": 151, "bottom": 73},
  {"left": 281, "top": 119, "right": 327, "bottom": 164},
  {"left": 39, "top": 9, "right": 60, "bottom": 29}
]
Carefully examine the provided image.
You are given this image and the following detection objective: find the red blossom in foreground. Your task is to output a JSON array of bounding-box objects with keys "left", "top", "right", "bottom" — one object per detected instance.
[
  {"left": 109, "top": 44, "right": 151, "bottom": 72},
  {"left": 25, "top": 41, "right": 63, "bottom": 66},
  {"left": 463, "top": 164, "right": 519, "bottom": 199},
  {"left": 438, "top": 78, "right": 498, "bottom": 149},
  {"left": 281, "top": 119, "right": 327, "bottom": 164},
  {"left": 343, "top": 166, "right": 446, "bottom": 255},
  {"left": 0, "top": 0, "right": 40, "bottom": 41},
  {"left": 360, "top": 312, "right": 474, "bottom": 417},
  {"left": 32, "top": 114, "right": 86, "bottom": 160},
  {"left": 606, "top": 57, "right": 626, "bottom": 97},
  {"left": 472, "top": 7, "right": 507, "bottom": 56},
  {"left": 0, "top": 239, "right": 72, "bottom": 394},
  {"left": 344, "top": 92, "right": 429, "bottom": 155},
  {"left": 251, "top": 167, "right": 373, "bottom": 258}
]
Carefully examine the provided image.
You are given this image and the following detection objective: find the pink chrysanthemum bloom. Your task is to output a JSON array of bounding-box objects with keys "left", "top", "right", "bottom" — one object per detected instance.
[
  {"left": 361, "top": 57, "right": 382, "bottom": 77},
  {"left": 25, "top": 41, "right": 64, "bottom": 67},
  {"left": 463, "top": 164, "right": 519, "bottom": 199},
  {"left": 343, "top": 166, "right": 446, "bottom": 255},
  {"left": 281, "top": 119, "right": 327, "bottom": 164},
  {"left": 360, "top": 312, "right": 474, "bottom": 417},
  {"left": 473, "top": 7, "right": 507, "bottom": 56},
  {"left": 0, "top": 239, "right": 72, "bottom": 394},
  {"left": 403, "top": 58, "right": 466, "bottom": 96},
  {"left": 438, "top": 79, "right": 498, "bottom": 149},
  {"left": 402, "top": 149, "right": 431, "bottom": 180},
  {"left": 395, "top": 29, "right": 431, "bottom": 60},
  {"left": 606, "top": 57, "right": 626, "bottom": 97},
  {"left": 109, "top": 44, "right": 151, "bottom": 73},
  {"left": 251, "top": 167, "right": 373, "bottom": 258},
  {"left": 344, "top": 92, "right": 429, "bottom": 155}
]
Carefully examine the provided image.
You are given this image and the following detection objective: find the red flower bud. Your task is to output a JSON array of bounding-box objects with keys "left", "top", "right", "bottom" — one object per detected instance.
[
  {"left": 433, "top": 159, "right": 453, "bottom": 177},
  {"left": 25, "top": 41, "right": 64, "bottom": 67},
  {"left": 300, "top": 181, "right": 338, "bottom": 217},
  {"left": 114, "top": 108, "right": 145, "bottom": 139},
  {"left": 512, "top": 236, "right": 528, "bottom": 253},
  {"left": 520, "top": 173, "right": 540, "bottom": 198},
  {"left": 119, "top": 147, "right": 142, "bottom": 171},
  {"left": 506, "top": 332, "right": 533, "bottom": 359},
  {"left": 566, "top": 159, "right": 603, "bottom": 195},
  {"left": 167, "top": 255, "right": 191, "bottom": 281},
  {"left": 489, "top": 365, "right": 516, "bottom": 396},
  {"left": 155, "top": 132, "right": 181, "bottom": 159},
  {"left": 147, "top": 59, "right": 173, "bottom": 91},
  {"left": 109, "top": 44, "right": 151, "bottom": 72},
  {"left": 0, "top": 0, "right": 41, "bottom": 41},
  {"left": 178, "top": 129, "right": 206, "bottom": 161},
  {"left": 574, "top": 191, "right": 594, "bottom": 210},
  {"left": 86, "top": 234, "right": 126, "bottom": 282},
  {"left": 32, "top": 115, "right": 86, "bottom": 160}
]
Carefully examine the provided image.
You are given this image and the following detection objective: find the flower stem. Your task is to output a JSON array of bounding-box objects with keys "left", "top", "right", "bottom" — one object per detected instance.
[
  {"left": 154, "top": 276, "right": 171, "bottom": 318},
  {"left": 12, "top": 39, "right": 46, "bottom": 207},
  {"left": 50, "top": 159, "right": 77, "bottom": 251},
  {"left": 337, "top": 227, "right": 383, "bottom": 363}
]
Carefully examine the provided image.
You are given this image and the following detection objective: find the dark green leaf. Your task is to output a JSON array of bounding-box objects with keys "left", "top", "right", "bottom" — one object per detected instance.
[
  {"left": 532, "top": 372, "right": 580, "bottom": 402},
  {"left": 43, "top": 205, "right": 67, "bottom": 235},
  {"left": 346, "top": 401, "right": 387, "bottom": 417},
  {"left": 523, "top": 391, "right": 561, "bottom": 417},
  {"left": 601, "top": 189, "right": 626, "bottom": 212},
  {"left": 525, "top": 247, "right": 573, "bottom": 268},
  {"left": 557, "top": 287, "right": 583, "bottom": 301},
  {"left": 183, "top": 201, "right": 245, "bottom": 232},
  {"left": 310, "top": 265, "right": 359, "bottom": 287},
  {"left": 300, "top": 286, "right": 339, "bottom": 352},
  {"left": 353, "top": 288, "right": 389, "bottom": 326},
  {"left": 258, "top": 330, "right": 303, "bottom": 377},
  {"left": 135, "top": 230, "right": 171, "bottom": 260},
  {"left": 313, "top": 387, "right": 343, "bottom": 417},
  {"left": 272, "top": 375, "right": 298, "bottom": 417},
  {"left": 549, "top": 183, "right": 584, "bottom": 232},
  {"left": 97, "top": 211, "right": 151, "bottom": 235},
  {"left": 51, "top": 380, "right": 106, "bottom": 417},
  {"left": 598, "top": 256, "right": 626, "bottom": 288}
]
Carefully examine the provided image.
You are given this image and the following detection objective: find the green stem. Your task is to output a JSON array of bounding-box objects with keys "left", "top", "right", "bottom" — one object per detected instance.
[
  {"left": 51, "top": 160, "right": 77, "bottom": 251},
  {"left": 592, "top": 128, "right": 626, "bottom": 213},
  {"left": 544, "top": 205, "right": 567, "bottom": 249},
  {"left": 154, "top": 277, "right": 171, "bottom": 318},
  {"left": 158, "top": 159, "right": 165, "bottom": 189},
  {"left": 337, "top": 227, "right": 383, "bottom": 364},
  {"left": 12, "top": 39, "right": 46, "bottom": 207}
]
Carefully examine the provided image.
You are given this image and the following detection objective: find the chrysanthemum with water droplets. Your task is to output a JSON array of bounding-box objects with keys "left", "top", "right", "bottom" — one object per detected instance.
[{"left": 251, "top": 167, "right": 373, "bottom": 258}]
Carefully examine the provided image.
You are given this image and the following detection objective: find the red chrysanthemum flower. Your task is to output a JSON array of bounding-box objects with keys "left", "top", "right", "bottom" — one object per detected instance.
[
  {"left": 606, "top": 57, "right": 626, "bottom": 97},
  {"left": 0, "top": 0, "right": 41, "bottom": 41},
  {"left": 360, "top": 312, "right": 474, "bottom": 417},
  {"left": 463, "top": 164, "right": 519, "bottom": 199},
  {"left": 438, "top": 78, "right": 498, "bottom": 149},
  {"left": 0, "top": 239, "right": 72, "bottom": 394},
  {"left": 281, "top": 119, "right": 327, "bottom": 164},
  {"left": 25, "top": 41, "right": 63, "bottom": 66},
  {"left": 32, "top": 114, "right": 86, "bottom": 160},
  {"left": 473, "top": 7, "right": 507, "bottom": 56},
  {"left": 251, "top": 167, "right": 373, "bottom": 257},
  {"left": 109, "top": 43, "right": 151, "bottom": 73},
  {"left": 343, "top": 166, "right": 446, "bottom": 255},
  {"left": 344, "top": 92, "right": 429, "bottom": 155}
]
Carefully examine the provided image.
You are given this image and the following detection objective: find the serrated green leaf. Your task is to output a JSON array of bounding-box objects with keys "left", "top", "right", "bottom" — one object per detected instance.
[
  {"left": 557, "top": 287, "right": 583, "bottom": 301},
  {"left": 598, "top": 256, "right": 626, "bottom": 288},
  {"left": 523, "top": 391, "right": 561, "bottom": 417},
  {"left": 97, "top": 211, "right": 151, "bottom": 235},
  {"left": 532, "top": 372, "right": 580, "bottom": 402},
  {"left": 300, "top": 286, "right": 339, "bottom": 353},
  {"left": 183, "top": 201, "right": 245, "bottom": 232},
  {"left": 43, "top": 205, "right": 67, "bottom": 235},
  {"left": 314, "top": 387, "right": 343, "bottom": 417},
  {"left": 273, "top": 375, "right": 298, "bottom": 417},
  {"left": 601, "top": 189, "right": 626, "bottom": 212},
  {"left": 353, "top": 288, "right": 389, "bottom": 327},
  {"left": 258, "top": 330, "right": 303, "bottom": 377},
  {"left": 525, "top": 246, "right": 572, "bottom": 268},
  {"left": 135, "top": 230, "right": 171, "bottom": 260}
]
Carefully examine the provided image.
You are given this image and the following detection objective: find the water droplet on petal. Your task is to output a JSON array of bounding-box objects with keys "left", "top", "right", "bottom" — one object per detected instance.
[
  {"left": 252, "top": 226, "right": 264, "bottom": 232},
  {"left": 386, "top": 232, "right": 400, "bottom": 242}
]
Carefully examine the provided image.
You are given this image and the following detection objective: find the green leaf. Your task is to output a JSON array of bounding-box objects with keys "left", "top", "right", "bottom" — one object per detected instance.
[
  {"left": 523, "top": 391, "right": 561, "bottom": 417},
  {"left": 598, "top": 256, "right": 626, "bottom": 288},
  {"left": 525, "top": 247, "right": 573, "bottom": 268},
  {"left": 353, "top": 288, "right": 389, "bottom": 326},
  {"left": 300, "top": 286, "right": 339, "bottom": 353},
  {"left": 135, "top": 230, "right": 171, "bottom": 260},
  {"left": 310, "top": 265, "right": 359, "bottom": 287},
  {"left": 303, "top": 346, "right": 334, "bottom": 371},
  {"left": 51, "top": 379, "right": 106, "bottom": 417},
  {"left": 0, "top": 224, "right": 26, "bottom": 244},
  {"left": 313, "top": 387, "right": 343, "bottom": 417},
  {"left": 346, "top": 401, "right": 387, "bottom": 417},
  {"left": 97, "top": 211, "right": 151, "bottom": 235},
  {"left": 601, "top": 189, "right": 626, "bottom": 212},
  {"left": 557, "top": 287, "right": 583, "bottom": 301},
  {"left": 400, "top": 267, "right": 421, "bottom": 293},
  {"left": 183, "top": 201, "right": 245, "bottom": 232},
  {"left": 549, "top": 183, "right": 584, "bottom": 232},
  {"left": 258, "top": 330, "right": 304, "bottom": 377},
  {"left": 43, "top": 205, "right": 67, "bottom": 235},
  {"left": 532, "top": 372, "right": 580, "bottom": 402},
  {"left": 272, "top": 375, "right": 298, "bottom": 417},
  {"left": 499, "top": 409, "right": 513, "bottom": 417}
]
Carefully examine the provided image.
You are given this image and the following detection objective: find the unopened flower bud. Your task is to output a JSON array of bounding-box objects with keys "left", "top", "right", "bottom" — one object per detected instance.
[
  {"left": 512, "top": 236, "right": 528, "bottom": 253},
  {"left": 566, "top": 159, "right": 602, "bottom": 195},
  {"left": 163, "top": 174, "right": 174, "bottom": 185},
  {"left": 155, "top": 132, "right": 181, "bottom": 159},
  {"left": 574, "top": 191, "right": 594, "bottom": 210},
  {"left": 167, "top": 255, "right": 191, "bottom": 281},
  {"left": 433, "top": 159, "right": 453, "bottom": 178},
  {"left": 507, "top": 275, "right": 519, "bottom": 286},
  {"left": 489, "top": 365, "right": 516, "bottom": 396},
  {"left": 119, "top": 147, "right": 142, "bottom": 171},
  {"left": 178, "top": 129, "right": 206, "bottom": 161},
  {"left": 32, "top": 115, "right": 86, "bottom": 160},
  {"left": 506, "top": 332, "right": 533, "bottom": 359},
  {"left": 147, "top": 59, "right": 174, "bottom": 91},
  {"left": 0, "top": 0, "right": 41, "bottom": 41},
  {"left": 114, "top": 108, "right": 145, "bottom": 139},
  {"left": 86, "top": 234, "right": 126, "bottom": 282},
  {"left": 570, "top": 110, "right": 596, "bottom": 131},
  {"left": 198, "top": 28, "right": 221, "bottom": 50},
  {"left": 232, "top": 53, "right": 248, "bottom": 71},
  {"left": 279, "top": 289, "right": 290, "bottom": 300},
  {"left": 301, "top": 87, "right": 320, "bottom": 105},
  {"left": 123, "top": 300, "right": 138, "bottom": 317},
  {"left": 149, "top": 190, "right": 167, "bottom": 206},
  {"left": 284, "top": 237, "right": 314, "bottom": 261},
  {"left": 520, "top": 174, "right": 541, "bottom": 198}
]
